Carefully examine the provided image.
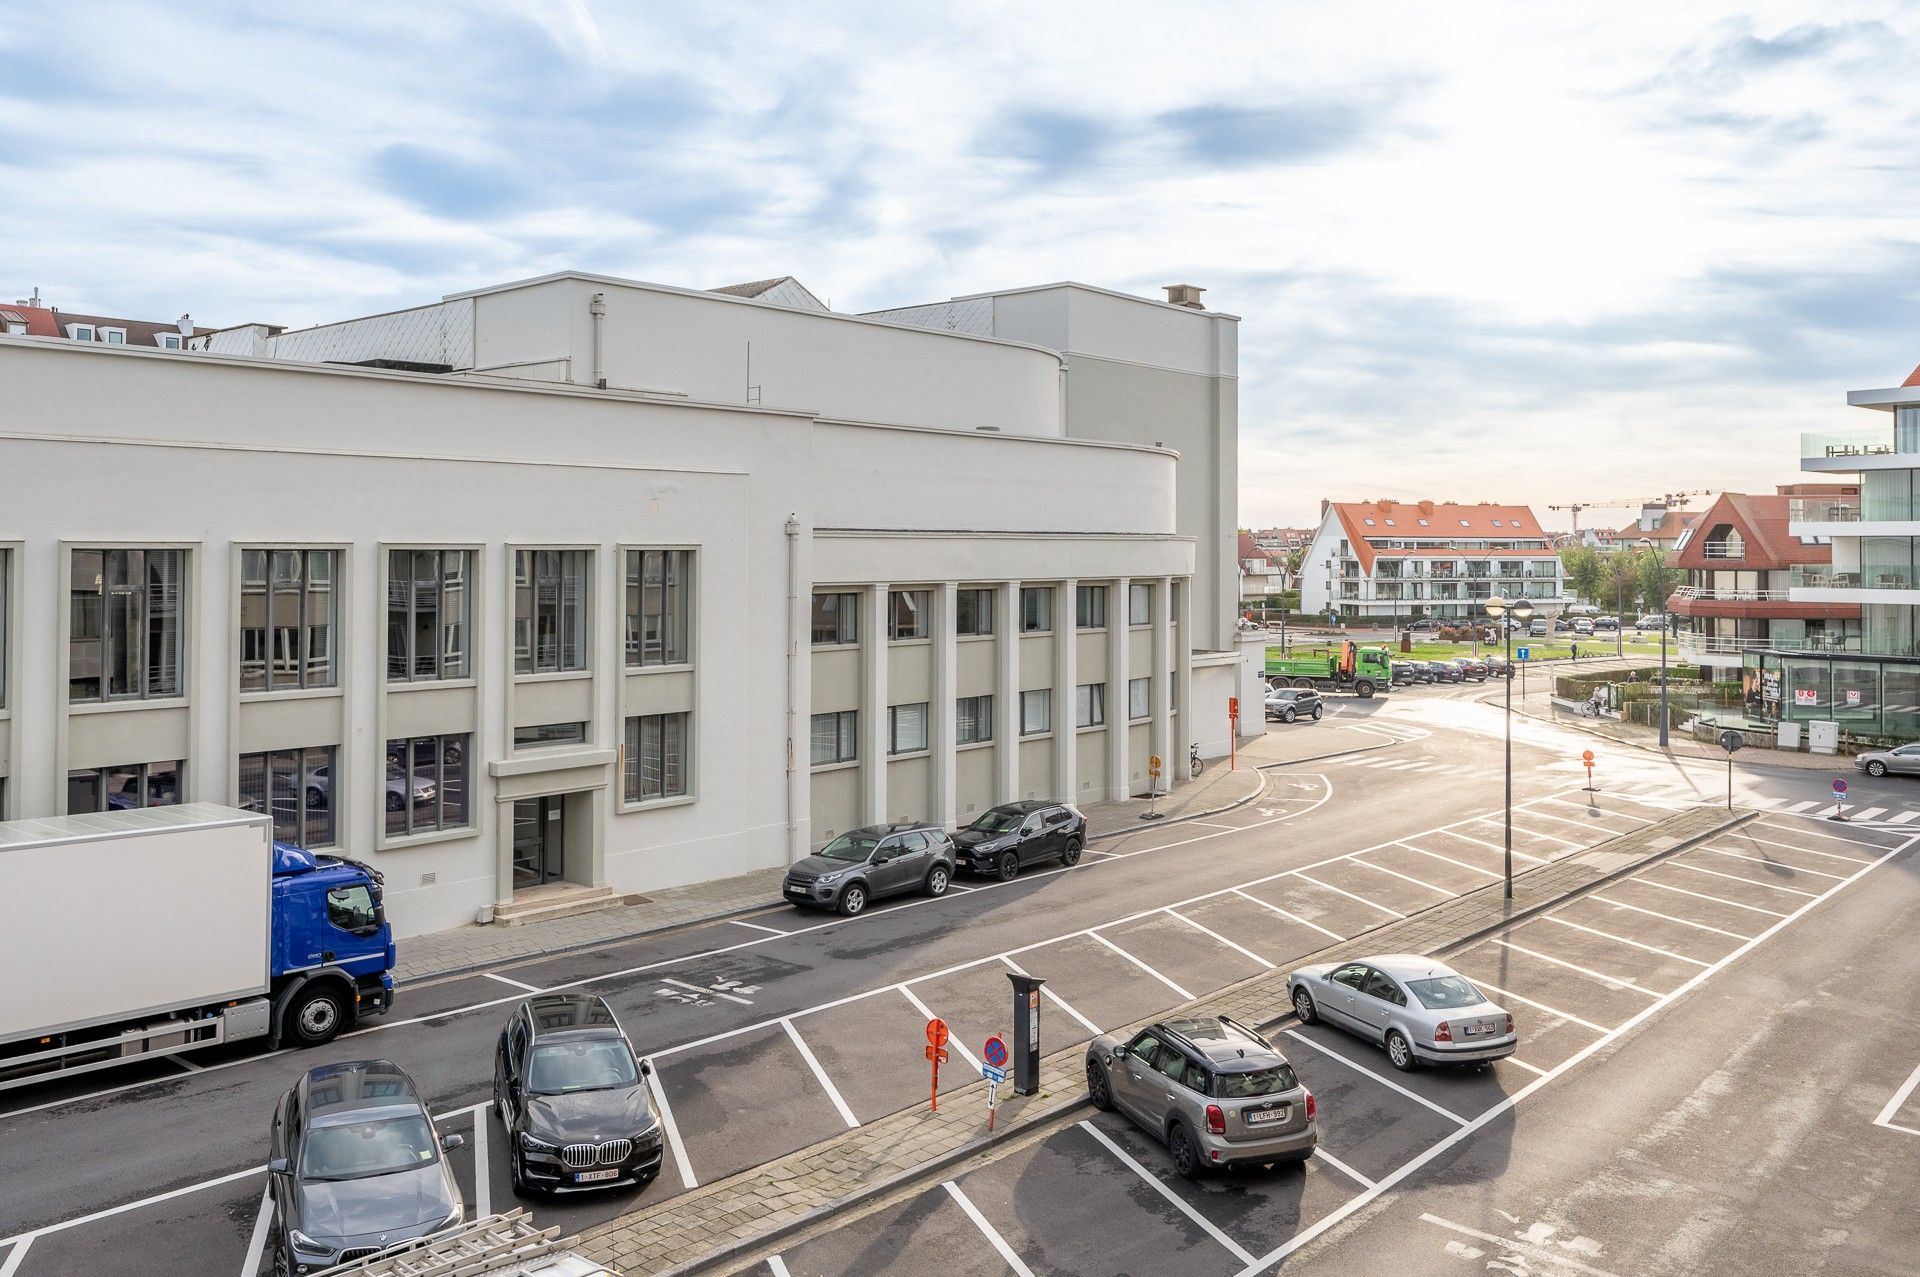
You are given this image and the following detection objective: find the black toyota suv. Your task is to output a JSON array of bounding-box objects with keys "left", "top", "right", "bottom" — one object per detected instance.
[
  {"left": 953, "top": 800, "right": 1087, "bottom": 881},
  {"left": 783, "top": 822, "right": 957, "bottom": 914},
  {"left": 494, "top": 994, "right": 663, "bottom": 1196}
]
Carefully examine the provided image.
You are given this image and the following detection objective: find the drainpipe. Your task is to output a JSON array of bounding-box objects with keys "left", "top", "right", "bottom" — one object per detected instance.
[
  {"left": 589, "top": 292, "right": 607, "bottom": 388},
  {"left": 785, "top": 514, "right": 802, "bottom": 864}
]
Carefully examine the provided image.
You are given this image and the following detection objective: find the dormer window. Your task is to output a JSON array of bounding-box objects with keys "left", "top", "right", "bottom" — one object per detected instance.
[
  {"left": 100, "top": 327, "right": 127, "bottom": 344},
  {"left": 158, "top": 333, "right": 184, "bottom": 350},
  {"left": 68, "top": 324, "right": 96, "bottom": 342},
  {"left": 1491, "top": 519, "right": 1503, "bottom": 527}
]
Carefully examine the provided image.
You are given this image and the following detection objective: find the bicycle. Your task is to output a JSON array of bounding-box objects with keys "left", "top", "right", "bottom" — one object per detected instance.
[{"left": 1189, "top": 742, "right": 1204, "bottom": 778}]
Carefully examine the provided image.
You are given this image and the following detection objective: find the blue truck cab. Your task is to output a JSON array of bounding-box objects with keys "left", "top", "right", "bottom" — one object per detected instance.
[{"left": 268, "top": 843, "right": 396, "bottom": 1047}]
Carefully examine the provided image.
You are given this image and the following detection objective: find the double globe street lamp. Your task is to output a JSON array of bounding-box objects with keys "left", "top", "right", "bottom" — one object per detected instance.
[{"left": 1482, "top": 596, "right": 1535, "bottom": 900}]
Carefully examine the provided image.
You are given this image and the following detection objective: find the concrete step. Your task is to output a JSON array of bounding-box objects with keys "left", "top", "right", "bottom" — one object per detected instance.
[{"left": 490, "top": 882, "right": 625, "bottom": 928}]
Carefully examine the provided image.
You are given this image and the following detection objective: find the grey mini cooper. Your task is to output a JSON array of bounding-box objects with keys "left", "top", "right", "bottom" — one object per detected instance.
[{"left": 1085, "top": 1016, "right": 1317, "bottom": 1178}]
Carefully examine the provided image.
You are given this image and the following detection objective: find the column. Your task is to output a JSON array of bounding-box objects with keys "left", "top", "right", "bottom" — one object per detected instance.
[
  {"left": 932, "top": 581, "right": 958, "bottom": 829},
  {"left": 1174, "top": 578, "right": 1193, "bottom": 782},
  {"left": 1151, "top": 575, "right": 1173, "bottom": 796},
  {"left": 862, "top": 582, "right": 888, "bottom": 824},
  {"left": 1106, "top": 577, "right": 1130, "bottom": 801},
  {"left": 1053, "top": 578, "right": 1077, "bottom": 803},
  {"left": 996, "top": 580, "right": 1020, "bottom": 804}
]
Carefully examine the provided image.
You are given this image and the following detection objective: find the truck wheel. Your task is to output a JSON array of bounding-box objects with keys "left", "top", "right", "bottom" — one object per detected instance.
[
  {"left": 1355, "top": 680, "right": 1375, "bottom": 698},
  {"left": 1292, "top": 677, "right": 1314, "bottom": 689},
  {"left": 286, "top": 984, "right": 347, "bottom": 1047}
]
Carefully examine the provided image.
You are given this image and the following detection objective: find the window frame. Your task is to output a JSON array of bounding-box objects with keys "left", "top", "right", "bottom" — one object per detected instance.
[
  {"left": 1076, "top": 682, "right": 1105, "bottom": 728},
  {"left": 623, "top": 547, "right": 694, "bottom": 669},
  {"left": 514, "top": 721, "right": 588, "bottom": 750},
  {"left": 1020, "top": 586, "right": 1053, "bottom": 634},
  {"left": 1075, "top": 585, "right": 1108, "bottom": 631},
  {"left": 623, "top": 711, "right": 692, "bottom": 804},
  {"left": 1020, "top": 688, "right": 1052, "bottom": 736},
  {"left": 66, "top": 758, "right": 185, "bottom": 815},
  {"left": 955, "top": 694, "right": 994, "bottom": 745},
  {"left": 888, "top": 589, "right": 931, "bottom": 641},
  {"left": 0, "top": 545, "right": 11, "bottom": 712},
  {"left": 382, "top": 732, "right": 471, "bottom": 841},
  {"left": 67, "top": 546, "right": 188, "bottom": 704},
  {"left": 237, "top": 745, "right": 336, "bottom": 849},
  {"left": 385, "top": 546, "right": 475, "bottom": 684},
  {"left": 888, "top": 701, "right": 930, "bottom": 755},
  {"left": 513, "top": 547, "right": 592, "bottom": 676},
  {"left": 955, "top": 588, "right": 995, "bottom": 638},
  {"left": 67, "top": 324, "right": 96, "bottom": 342},
  {"left": 810, "top": 710, "right": 858, "bottom": 766},
  {"left": 1128, "top": 676, "right": 1151, "bottom": 721},
  {"left": 811, "top": 592, "right": 859, "bottom": 646},
  {"left": 239, "top": 546, "right": 340, "bottom": 694},
  {"left": 1129, "top": 582, "right": 1152, "bottom": 627}
]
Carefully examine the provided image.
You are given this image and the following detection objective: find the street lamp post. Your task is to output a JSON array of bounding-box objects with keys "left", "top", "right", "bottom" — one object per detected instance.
[{"left": 1483, "top": 595, "right": 1535, "bottom": 900}]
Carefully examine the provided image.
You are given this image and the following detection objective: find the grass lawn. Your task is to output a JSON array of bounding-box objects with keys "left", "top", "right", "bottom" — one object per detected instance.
[{"left": 1276, "top": 636, "right": 1672, "bottom": 663}]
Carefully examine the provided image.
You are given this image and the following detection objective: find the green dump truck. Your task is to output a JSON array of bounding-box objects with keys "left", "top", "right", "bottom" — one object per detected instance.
[{"left": 1265, "top": 640, "right": 1392, "bottom": 699}]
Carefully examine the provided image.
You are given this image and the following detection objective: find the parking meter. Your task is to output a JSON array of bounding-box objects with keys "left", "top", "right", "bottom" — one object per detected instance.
[{"left": 1006, "top": 972, "right": 1044, "bottom": 1095}]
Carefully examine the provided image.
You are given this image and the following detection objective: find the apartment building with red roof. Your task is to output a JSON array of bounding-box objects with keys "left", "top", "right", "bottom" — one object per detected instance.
[{"left": 1299, "top": 498, "right": 1567, "bottom": 621}]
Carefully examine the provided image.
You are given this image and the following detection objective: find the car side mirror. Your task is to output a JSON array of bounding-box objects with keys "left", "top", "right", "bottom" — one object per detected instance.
[
  {"left": 1110, "top": 1045, "right": 1129, "bottom": 1062},
  {"left": 267, "top": 1156, "right": 290, "bottom": 1175},
  {"left": 640, "top": 1059, "right": 653, "bottom": 1076},
  {"left": 440, "top": 1133, "right": 465, "bottom": 1153}
]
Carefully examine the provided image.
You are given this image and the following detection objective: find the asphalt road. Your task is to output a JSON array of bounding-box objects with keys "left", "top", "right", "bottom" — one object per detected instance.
[{"left": 5, "top": 682, "right": 1919, "bottom": 1276}]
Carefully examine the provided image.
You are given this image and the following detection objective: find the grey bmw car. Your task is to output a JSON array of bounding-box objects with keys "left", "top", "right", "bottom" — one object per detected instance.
[
  {"left": 1288, "top": 955, "right": 1515, "bottom": 1071},
  {"left": 267, "top": 1059, "right": 463, "bottom": 1274}
]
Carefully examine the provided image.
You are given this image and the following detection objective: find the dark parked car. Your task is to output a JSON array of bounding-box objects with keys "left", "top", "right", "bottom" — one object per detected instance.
[
  {"left": 1405, "top": 619, "right": 1442, "bottom": 635},
  {"left": 1448, "top": 657, "right": 1488, "bottom": 682},
  {"left": 1404, "top": 661, "right": 1438, "bottom": 684},
  {"left": 1390, "top": 661, "right": 1421, "bottom": 687},
  {"left": 494, "top": 994, "right": 663, "bottom": 1195},
  {"left": 268, "top": 1059, "right": 464, "bottom": 1273},
  {"left": 1483, "top": 655, "right": 1514, "bottom": 678},
  {"left": 1265, "top": 687, "right": 1323, "bottom": 723},
  {"left": 783, "top": 822, "right": 956, "bottom": 914},
  {"left": 953, "top": 800, "right": 1087, "bottom": 880},
  {"left": 1554, "top": 618, "right": 1575, "bottom": 633},
  {"left": 1429, "top": 660, "right": 1464, "bottom": 684},
  {"left": 1593, "top": 616, "right": 1620, "bottom": 632}
]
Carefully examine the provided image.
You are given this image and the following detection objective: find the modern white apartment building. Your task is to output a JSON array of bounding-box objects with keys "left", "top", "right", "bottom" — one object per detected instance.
[
  {"left": 0, "top": 271, "right": 1259, "bottom": 936},
  {"left": 1298, "top": 500, "right": 1567, "bottom": 622}
]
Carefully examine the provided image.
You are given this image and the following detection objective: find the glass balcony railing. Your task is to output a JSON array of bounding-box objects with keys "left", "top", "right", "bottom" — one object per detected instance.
[
  {"left": 1680, "top": 632, "right": 1862, "bottom": 656},
  {"left": 1802, "top": 430, "right": 1898, "bottom": 460},
  {"left": 1786, "top": 497, "right": 1861, "bottom": 523},
  {"left": 1790, "top": 566, "right": 1919, "bottom": 590}
]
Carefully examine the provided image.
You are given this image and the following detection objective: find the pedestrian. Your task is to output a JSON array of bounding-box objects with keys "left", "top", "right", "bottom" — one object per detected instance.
[{"left": 1572, "top": 641, "right": 1580, "bottom": 661}]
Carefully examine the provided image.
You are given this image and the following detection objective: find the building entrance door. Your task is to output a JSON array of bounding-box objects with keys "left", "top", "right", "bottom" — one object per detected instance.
[{"left": 512, "top": 795, "right": 566, "bottom": 888}]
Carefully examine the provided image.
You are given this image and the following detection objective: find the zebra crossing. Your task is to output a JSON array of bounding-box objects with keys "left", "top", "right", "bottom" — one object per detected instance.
[{"left": 1327, "top": 754, "right": 1496, "bottom": 778}]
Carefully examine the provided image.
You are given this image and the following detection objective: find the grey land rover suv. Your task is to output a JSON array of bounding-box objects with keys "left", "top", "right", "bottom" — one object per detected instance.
[{"left": 1085, "top": 1015, "right": 1317, "bottom": 1178}]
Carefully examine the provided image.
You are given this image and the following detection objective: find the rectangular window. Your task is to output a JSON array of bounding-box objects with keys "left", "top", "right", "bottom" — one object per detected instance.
[
  {"left": 68, "top": 548, "right": 184, "bottom": 703},
  {"left": 386, "top": 549, "right": 470, "bottom": 681},
  {"left": 810, "top": 710, "right": 858, "bottom": 765},
  {"left": 0, "top": 549, "right": 8, "bottom": 709},
  {"left": 1020, "top": 587, "right": 1053, "bottom": 634},
  {"left": 888, "top": 702, "right": 929, "bottom": 754},
  {"left": 384, "top": 734, "right": 469, "bottom": 838},
  {"left": 240, "top": 549, "right": 336, "bottom": 692},
  {"left": 1076, "top": 585, "right": 1108, "bottom": 630},
  {"left": 1077, "top": 682, "right": 1106, "bottom": 727},
  {"left": 1129, "top": 583, "right": 1152, "bottom": 626},
  {"left": 67, "top": 759, "right": 183, "bottom": 814},
  {"left": 1129, "top": 676, "right": 1151, "bottom": 720},
  {"left": 159, "top": 333, "right": 184, "bottom": 350},
  {"left": 515, "top": 549, "right": 589, "bottom": 674},
  {"left": 956, "top": 694, "right": 994, "bottom": 744},
  {"left": 69, "top": 324, "right": 95, "bottom": 342},
  {"left": 812, "top": 592, "right": 858, "bottom": 645},
  {"left": 514, "top": 722, "right": 587, "bottom": 749},
  {"left": 237, "top": 746, "right": 335, "bottom": 848},
  {"left": 1021, "top": 689, "right": 1052, "bottom": 735},
  {"left": 888, "top": 590, "right": 929, "bottom": 640},
  {"left": 955, "top": 588, "right": 994, "bottom": 637},
  {"left": 624, "top": 549, "right": 692, "bottom": 667},
  {"left": 623, "top": 712, "right": 690, "bottom": 803},
  {"left": 101, "top": 327, "right": 127, "bottom": 344}
]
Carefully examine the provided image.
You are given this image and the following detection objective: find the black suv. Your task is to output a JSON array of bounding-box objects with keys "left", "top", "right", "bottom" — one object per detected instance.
[
  {"left": 494, "top": 994, "right": 663, "bottom": 1195},
  {"left": 267, "top": 1060, "right": 464, "bottom": 1273},
  {"left": 953, "top": 800, "right": 1087, "bottom": 880},
  {"left": 783, "top": 822, "right": 957, "bottom": 914}
]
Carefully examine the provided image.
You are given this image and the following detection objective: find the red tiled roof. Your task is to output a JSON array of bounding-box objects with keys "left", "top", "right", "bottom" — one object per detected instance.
[
  {"left": 1903, "top": 362, "right": 1920, "bottom": 388},
  {"left": 1329, "top": 500, "right": 1549, "bottom": 572},
  {"left": 1667, "top": 492, "right": 1834, "bottom": 570},
  {"left": 1609, "top": 510, "right": 1696, "bottom": 541},
  {"left": 0, "top": 304, "right": 60, "bottom": 336}
]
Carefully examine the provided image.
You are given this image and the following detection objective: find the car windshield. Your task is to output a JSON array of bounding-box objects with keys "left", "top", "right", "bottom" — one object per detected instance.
[
  {"left": 527, "top": 1039, "right": 641, "bottom": 1094},
  {"left": 817, "top": 833, "right": 881, "bottom": 862},
  {"left": 970, "top": 809, "right": 1024, "bottom": 833},
  {"left": 299, "top": 1115, "right": 438, "bottom": 1181},
  {"left": 1213, "top": 1064, "right": 1299, "bottom": 1098},
  {"left": 1406, "top": 975, "right": 1484, "bottom": 1009}
]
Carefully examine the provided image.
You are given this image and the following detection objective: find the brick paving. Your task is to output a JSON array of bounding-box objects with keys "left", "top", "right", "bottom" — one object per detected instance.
[{"left": 571, "top": 803, "right": 1748, "bottom": 1276}]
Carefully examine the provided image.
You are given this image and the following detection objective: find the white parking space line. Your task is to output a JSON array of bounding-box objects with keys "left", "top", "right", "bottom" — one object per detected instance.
[
  {"left": 483, "top": 972, "right": 544, "bottom": 993},
  {"left": 897, "top": 986, "right": 984, "bottom": 1072},
  {"left": 237, "top": 1189, "right": 273, "bottom": 1277},
  {"left": 1419, "top": 1214, "right": 1626, "bottom": 1277},
  {"left": 1538, "top": 795, "right": 1656, "bottom": 826},
  {"left": 1756, "top": 817, "right": 1894, "bottom": 850},
  {"left": 1586, "top": 893, "right": 1753, "bottom": 940},
  {"left": 1664, "top": 860, "right": 1820, "bottom": 898},
  {"left": 1165, "top": 908, "right": 1276, "bottom": 969},
  {"left": 1292, "top": 871, "right": 1405, "bottom": 919},
  {"left": 1087, "top": 932, "right": 1195, "bottom": 1001},
  {"left": 171, "top": 1054, "right": 204, "bottom": 1072},
  {"left": 1875, "top": 1062, "right": 1920, "bottom": 1136},
  {"left": 1519, "top": 805, "right": 1626, "bottom": 834},
  {"left": 1444, "top": 827, "right": 1549, "bottom": 862},
  {"left": 1083, "top": 847, "right": 1124, "bottom": 859},
  {"left": 1485, "top": 939, "right": 1661, "bottom": 996},
  {"left": 1347, "top": 856, "right": 1456, "bottom": 898},
  {"left": 729, "top": 918, "right": 791, "bottom": 935},
  {"left": 1698, "top": 845, "right": 1847, "bottom": 881},
  {"left": 767, "top": 1257, "right": 793, "bottom": 1277},
  {"left": 662, "top": 975, "right": 755, "bottom": 1005},
  {"left": 472, "top": 1106, "right": 491, "bottom": 1218},
  {"left": 1395, "top": 841, "right": 1502, "bottom": 880},
  {"left": 1503, "top": 1057, "right": 1549, "bottom": 1077},
  {"left": 1002, "top": 957, "right": 1102, "bottom": 1037},
  {"left": 1483, "top": 818, "right": 1583, "bottom": 849},
  {"left": 0, "top": 1241, "right": 31, "bottom": 1277},
  {"left": 1312, "top": 1146, "right": 1376, "bottom": 1189},
  {"left": 1232, "top": 888, "right": 1346, "bottom": 941},
  {"left": 1540, "top": 915, "right": 1712, "bottom": 967},
  {"left": 943, "top": 1181, "right": 1037, "bottom": 1277},
  {"left": 1460, "top": 978, "right": 1612, "bottom": 1034},
  {"left": 1739, "top": 830, "right": 1876, "bottom": 864},
  {"left": 782, "top": 1018, "right": 860, "bottom": 1130},
  {"left": 644, "top": 1065, "right": 697, "bottom": 1190},
  {"left": 1633, "top": 876, "right": 1790, "bottom": 918},
  {"left": 1079, "top": 1121, "right": 1258, "bottom": 1265},
  {"left": 1281, "top": 1030, "right": 1469, "bottom": 1127}
]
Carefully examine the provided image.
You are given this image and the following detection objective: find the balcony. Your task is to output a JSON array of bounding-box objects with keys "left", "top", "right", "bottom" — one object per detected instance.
[
  {"left": 1671, "top": 583, "right": 1859, "bottom": 621},
  {"left": 1679, "top": 632, "right": 1861, "bottom": 659},
  {"left": 1700, "top": 540, "right": 1745, "bottom": 560},
  {"left": 1789, "top": 567, "right": 1917, "bottom": 590},
  {"left": 1802, "top": 429, "right": 1903, "bottom": 472},
  {"left": 1672, "top": 585, "right": 1789, "bottom": 602},
  {"left": 1786, "top": 497, "right": 1861, "bottom": 523}
]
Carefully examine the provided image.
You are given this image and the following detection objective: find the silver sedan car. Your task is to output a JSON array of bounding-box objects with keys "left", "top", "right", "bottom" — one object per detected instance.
[
  {"left": 1288, "top": 954, "right": 1515, "bottom": 1071},
  {"left": 1856, "top": 743, "right": 1920, "bottom": 778}
]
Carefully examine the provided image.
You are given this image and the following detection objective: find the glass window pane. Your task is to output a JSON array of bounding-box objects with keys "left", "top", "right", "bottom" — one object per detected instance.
[
  {"left": 269, "top": 550, "right": 301, "bottom": 689},
  {"left": 412, "top": 737, "right": 440, "bottom": 831},
  {"left": 105, "top": 550, "right": 141, "bottom": 697},
  {"left": 385, "top": 738, "right": 410, "bottom": 837},
  {"left": 839, "top": 710, "right": 857, "bottom": 759},
  {"left": 663, "top": 713, "right": 687, "bottom": 797},
  {"left": 810, "top": 713, "right": 837, "bottom": 765},
  {"left": 386, "top": 549, "right": 410, "bottom": 679},
  {"left": 145, "top": 759, "right": 181, "bottom": 808},
  {"left": 146, "top": 550, "right": 182, "bottom": 697},
  {"left": 1130, "top": 677, "right": 1150, "bottom": 720},
  {"left": 624, "top": 716, "right": 642, "bottom": 799},
  {"left": 67, "top": 767, "right": 104, "bottom": 813},
  {"left": 70, "top": 549, "right": 104, "bottom": 701},
  {"left": 238, "top": 751, "right": 267, "bottom": 824},
  {"left": 411, "top": 550, "right": 440, "bottom": 679},
  {"left": 305, "top": 551, "right": 335, "bottom": 687},
  {"left": 560, "top": 550, "right": 587, "bottom": 671},
  {"left": 669, "top": 551, "right": 690, "bottom": 663},
  {"left": 302, "top": 747, "right": 335, "bottom": 848},
  {"left": 890, "top": 702, "right": 928, "bottom": 753},
  {"left": 268, "top": 751, "right": 299, "bottom": 842},
  {"left": 441, "top": 550, "right": 468, "bottom": 679},
  {"left": 515, "top": 549, "right": 535, "bottom": 673},
  {"left": 240, "top": 549, "right": 269, "bottom": 692},
  {"left": 441, "top": 735, "right": 467, "bottom": 829}
]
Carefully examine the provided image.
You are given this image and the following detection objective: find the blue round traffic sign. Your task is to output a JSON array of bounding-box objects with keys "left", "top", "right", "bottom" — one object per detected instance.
[
  {"left": 983, "top": 1035, "right": 1008, "bottom": 1068},
  {"left": 1833, "top": 778, "right": 1848, "bottom": 796}
]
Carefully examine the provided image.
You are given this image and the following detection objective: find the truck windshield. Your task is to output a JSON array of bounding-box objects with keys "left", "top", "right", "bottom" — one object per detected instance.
[
  {"left": 529, "top": 1040, "right": 641, "bottom": 1094},
  {"left": 817, "top": 833, "right": 881, "bottom": 862},
  {"left": 1407, "top": 975, "right": 1484, "bottom": 1009},
  {"left": 1213, "top": 1064, "right": 1298, "bottom": 1098},
  {"left": 300, "top": 1115, "right": 438, "bottom": 1180}
]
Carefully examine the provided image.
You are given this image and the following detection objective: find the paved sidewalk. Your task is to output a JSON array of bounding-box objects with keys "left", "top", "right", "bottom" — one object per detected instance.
[{"left": 571, "top": 803, "right": 1746, "bottom": 1276}]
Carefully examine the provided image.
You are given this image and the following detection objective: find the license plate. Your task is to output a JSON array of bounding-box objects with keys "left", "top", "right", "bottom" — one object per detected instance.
[
  {"left": 786, "top": 885, "right": 808, "bottom": 896},
  {"left": 1464, "top": 1023, "right": 1484, "bottom": 1037},
  {"left": 575, "top": 1168, "right": 620, "bottom": 1183},
  {"left": 1246, "top": 1105, "right": 1290, "bottom": 1125}
]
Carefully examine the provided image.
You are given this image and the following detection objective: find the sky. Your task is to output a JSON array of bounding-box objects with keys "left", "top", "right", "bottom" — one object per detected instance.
[{"left": 4, "top": 2, "right": 1919, "bottom": 531}]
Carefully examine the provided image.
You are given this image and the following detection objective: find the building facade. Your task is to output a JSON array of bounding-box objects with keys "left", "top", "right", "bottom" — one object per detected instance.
[
  {"left": 1298, "top": 500, "right": 1567, "bottom": 622},
  {"left": 0, "top": 272, "right": 1256, "bottom": 936}
]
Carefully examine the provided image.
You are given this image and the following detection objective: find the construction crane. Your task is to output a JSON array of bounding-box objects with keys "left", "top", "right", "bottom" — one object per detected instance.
[{"left": 1549, "top": 491, "right": 1710, "bottom": 538}]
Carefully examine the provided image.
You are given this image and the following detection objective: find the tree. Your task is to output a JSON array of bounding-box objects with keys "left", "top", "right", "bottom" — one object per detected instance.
[
  {"left": 1635, "top": 547, "right": 1682, "bottom": 614},
  {"left": 1561, "top": 547, "right": 1603, "bottom": 602},
  {"left": 1599, "top": 552, "right": 1637, "bottom": 614}
]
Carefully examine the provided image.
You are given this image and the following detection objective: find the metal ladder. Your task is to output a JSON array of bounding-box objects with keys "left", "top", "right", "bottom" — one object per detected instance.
[{"left": 312, "top": 1210, "right": 576, "bottom": 1276}]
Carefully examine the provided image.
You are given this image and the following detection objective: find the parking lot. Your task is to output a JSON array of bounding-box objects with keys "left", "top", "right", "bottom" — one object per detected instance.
[{"left": 731, "top": 810, "right": 1914, "bottom": 1277}]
